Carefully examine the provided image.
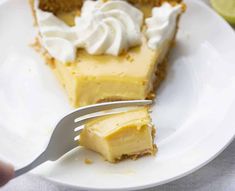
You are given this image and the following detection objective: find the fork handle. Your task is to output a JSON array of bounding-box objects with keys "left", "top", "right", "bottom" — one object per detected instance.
[{"left": 14, "top": 151, "right": 48, "bottom": 178}]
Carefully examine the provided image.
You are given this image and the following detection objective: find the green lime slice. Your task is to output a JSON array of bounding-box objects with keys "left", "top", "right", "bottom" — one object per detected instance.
[{"left": 210, "top": 0, "right": 235, "bottom": 25}]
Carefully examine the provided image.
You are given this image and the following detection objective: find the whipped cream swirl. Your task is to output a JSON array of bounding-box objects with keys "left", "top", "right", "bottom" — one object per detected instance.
[
  {"left": 34, "top": 0, "right": 143, "bottom": 62},
  {"left": 145, "top": 3, "right": 182, "bottom": 50}
]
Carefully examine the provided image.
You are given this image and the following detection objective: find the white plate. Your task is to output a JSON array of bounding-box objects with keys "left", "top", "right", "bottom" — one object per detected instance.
[{"left": 0, "top": 0, "right": 235, "bottom": 190}]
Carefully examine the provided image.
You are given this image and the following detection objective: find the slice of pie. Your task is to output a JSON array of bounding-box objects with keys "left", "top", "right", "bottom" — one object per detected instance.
[
  {"left": 79, "top": 107, "right": 156, "bottom": 162},
  {"left": 30, "top": 0, "right": 185, "bottom": 162},
  {"left": 31, "top": 0, "right": 184, "bottom": 107}
]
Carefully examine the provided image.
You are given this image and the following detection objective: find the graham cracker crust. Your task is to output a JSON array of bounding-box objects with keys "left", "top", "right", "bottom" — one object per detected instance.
[
  {"left": 36, "top": 0, "right": 185, "bottom": 14},
  {"left": 38, "top": 0, "right": 160, "bottom": 13}
]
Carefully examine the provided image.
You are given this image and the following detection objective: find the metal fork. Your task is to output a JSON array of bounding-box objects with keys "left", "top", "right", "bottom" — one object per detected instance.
[{"left": 14, "top": 100, "right": 152, "bottom": 178}]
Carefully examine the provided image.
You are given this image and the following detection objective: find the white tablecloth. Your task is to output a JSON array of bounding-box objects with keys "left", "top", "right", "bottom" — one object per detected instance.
[{"left": 1, "top": 0, "right": 235, "bottom": 190}]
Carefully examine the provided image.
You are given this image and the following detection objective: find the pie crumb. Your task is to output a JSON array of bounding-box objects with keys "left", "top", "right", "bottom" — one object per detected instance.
[{"left": 84, "top": 158, "right": 93, "bottom": 165}]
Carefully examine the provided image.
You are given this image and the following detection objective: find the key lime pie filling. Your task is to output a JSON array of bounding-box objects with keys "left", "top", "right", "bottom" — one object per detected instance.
[
  {"left": 80, "top": 107, "right": 156, "bottom": 162},
  {"left": 30, "top": 0, "right": 185, "bottom": 162}
]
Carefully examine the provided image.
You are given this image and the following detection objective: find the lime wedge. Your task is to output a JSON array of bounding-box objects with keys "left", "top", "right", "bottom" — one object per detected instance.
[{"left": 210, "top": 0, "right": 235, "bottom": 25}]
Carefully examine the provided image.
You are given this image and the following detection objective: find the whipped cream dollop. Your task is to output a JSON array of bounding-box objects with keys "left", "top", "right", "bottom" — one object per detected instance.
[
  {"left": 145, "top": 3, "right": 182, "bottom": 50},
  {"left": 34, "top": 0, "right": 143, "bottom": 62}
]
